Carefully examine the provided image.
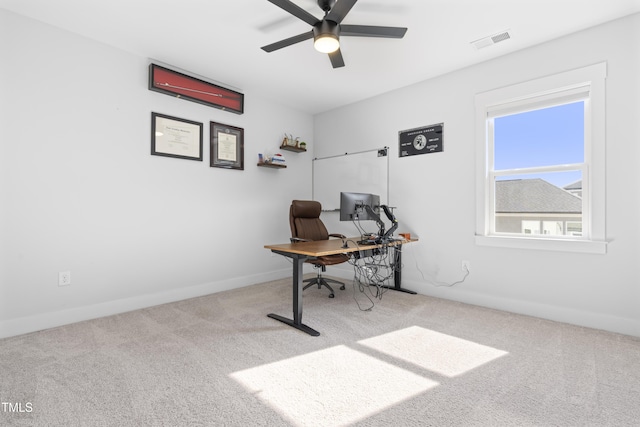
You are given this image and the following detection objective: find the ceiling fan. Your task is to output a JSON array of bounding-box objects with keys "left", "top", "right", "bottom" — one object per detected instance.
[{"left": 261, "top": 0, "right": 408, "bottom": 68}]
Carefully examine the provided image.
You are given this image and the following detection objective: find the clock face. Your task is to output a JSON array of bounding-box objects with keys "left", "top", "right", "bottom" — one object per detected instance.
[{"left": 413, "top": 134, "right": 427, "bottom": 150}]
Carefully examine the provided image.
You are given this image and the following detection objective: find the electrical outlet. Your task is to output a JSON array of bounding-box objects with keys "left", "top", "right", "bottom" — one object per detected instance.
[
  {"left": 461, "top": 260, "right": 471, "bottom": 273},
  {"left": 58, "top": 271, "right": 71, "bottom": 286}
]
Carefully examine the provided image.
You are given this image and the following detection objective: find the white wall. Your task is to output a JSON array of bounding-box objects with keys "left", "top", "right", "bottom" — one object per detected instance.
[
  {"left": 0, "top": 10, "right": 313, "bottom": 338},
  {"left": 315, "top": 14, "right": 640, "bottom": 337}
]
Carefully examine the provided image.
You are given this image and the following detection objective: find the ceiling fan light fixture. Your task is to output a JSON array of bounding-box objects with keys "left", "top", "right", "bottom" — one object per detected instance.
[
  {"left": 313, "top": 20, "right": 340, "bottom": 53},
  {"left": 314, "top": 34, "right": 339, "bottom": 53}
]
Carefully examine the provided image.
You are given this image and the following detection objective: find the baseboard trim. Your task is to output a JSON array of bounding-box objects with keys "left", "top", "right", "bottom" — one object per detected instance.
[
  {"left": 408, "top": 279, "right": 640, "bottom": 338},
  {"left": 0, "top": 269, "right": 291, "bottom": 339},
  {"left": 9, "top": 266, "right": 636, "bottom": 340},
  {"left": 328, "top": 265, "right": 640, "bottom": 338}
]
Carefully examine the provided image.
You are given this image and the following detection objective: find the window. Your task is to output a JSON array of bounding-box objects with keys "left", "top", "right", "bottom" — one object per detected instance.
[
  {"left": 475, "top": 63, "right": 607, "bottom": 253},
  {"left": 492, "top": 101, "right": 585, "bottom": 238}
]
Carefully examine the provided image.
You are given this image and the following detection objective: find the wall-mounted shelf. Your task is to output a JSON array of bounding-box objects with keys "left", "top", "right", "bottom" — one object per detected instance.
[
  {"left": 257, "top": 163, "right": 286, "bottom": 169},
  {"left": 279, "top": 145, "right": 307, "bottom": 153}
]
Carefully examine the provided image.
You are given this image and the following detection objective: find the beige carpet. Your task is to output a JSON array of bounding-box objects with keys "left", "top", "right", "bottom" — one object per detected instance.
[{"left": 1, "top": 277, "right": 640, "bottom": 426}]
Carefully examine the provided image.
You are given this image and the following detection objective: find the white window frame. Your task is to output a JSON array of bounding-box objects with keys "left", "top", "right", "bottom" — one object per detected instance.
[{"left": 475, "top": 63, "right": 607, "bottom": 254}]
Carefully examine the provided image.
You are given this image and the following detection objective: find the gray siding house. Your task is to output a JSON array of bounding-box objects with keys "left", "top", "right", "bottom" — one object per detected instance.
[{"left": 495, "top": 179, "right": 582, "bottom": 236}]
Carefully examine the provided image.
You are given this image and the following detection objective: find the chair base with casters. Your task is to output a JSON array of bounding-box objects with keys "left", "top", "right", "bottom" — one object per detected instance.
[{"left": 303, "top": 265, "right": 346, "bottom": 298}]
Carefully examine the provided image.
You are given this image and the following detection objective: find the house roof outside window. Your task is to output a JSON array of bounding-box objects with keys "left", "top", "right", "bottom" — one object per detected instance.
[{"left": 496, "top": 178, "right": 582, "bottom": 214}]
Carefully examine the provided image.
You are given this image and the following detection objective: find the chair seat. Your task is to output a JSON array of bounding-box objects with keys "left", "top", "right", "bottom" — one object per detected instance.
[{"left": 307, "top": 253, "right": 350, "bottom": 267}]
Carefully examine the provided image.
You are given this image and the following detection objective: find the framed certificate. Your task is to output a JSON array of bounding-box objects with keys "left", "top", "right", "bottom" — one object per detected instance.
[
  {"left": 210, "top": 122, "right": 244, "bottom": 170},
  {"left": 151, "top": 112, "right": 203, "bottom": 161}
]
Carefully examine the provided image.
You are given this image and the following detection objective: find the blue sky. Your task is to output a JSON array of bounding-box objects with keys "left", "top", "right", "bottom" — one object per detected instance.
[{"left": 494, "top": 101, "right": 584, "bottom": 188}]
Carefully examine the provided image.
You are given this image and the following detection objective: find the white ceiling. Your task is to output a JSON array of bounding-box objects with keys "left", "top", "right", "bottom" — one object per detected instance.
[{"left": 2, "top": 0, "right": 640, "bottom": 114}]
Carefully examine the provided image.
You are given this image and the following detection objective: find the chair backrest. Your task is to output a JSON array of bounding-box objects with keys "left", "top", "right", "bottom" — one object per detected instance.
[{"left": 290, "top": 200, "right": 329, "bottom": 241}]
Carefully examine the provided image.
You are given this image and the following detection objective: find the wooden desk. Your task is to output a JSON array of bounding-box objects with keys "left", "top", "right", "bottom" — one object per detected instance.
[{"left": 265, "top": 237, "right": 417, "bottom": 336}]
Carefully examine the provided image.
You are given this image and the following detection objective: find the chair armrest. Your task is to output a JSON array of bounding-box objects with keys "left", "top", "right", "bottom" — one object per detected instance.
[
  {"left": 290, "top": 237, "right": 311, "bottom": 243},
  {"left": 329, "top": 233, "right": 346, "bottom": 239}
]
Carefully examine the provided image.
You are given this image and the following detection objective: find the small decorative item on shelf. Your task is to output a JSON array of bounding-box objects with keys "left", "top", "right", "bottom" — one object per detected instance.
[
  {"left": 271, "top": 153, "right": 287, "bottom": 166},
  {"left": 282, "top": 133, "right": 296, "bottom": 148},
  {"left": 299, "top": 141, "right": 307, "bottom": 150}
]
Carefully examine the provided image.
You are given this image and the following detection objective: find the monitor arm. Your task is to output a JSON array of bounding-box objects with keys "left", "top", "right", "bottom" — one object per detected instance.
[
  {"left": 363, "top": 204, "right": 398, "bottom": 243},
  {"left": 380, "top": 205, "right": 399, "bottom": 240},
  {"left": 363, "top": 204, "right": 385, "bottom": 237}
]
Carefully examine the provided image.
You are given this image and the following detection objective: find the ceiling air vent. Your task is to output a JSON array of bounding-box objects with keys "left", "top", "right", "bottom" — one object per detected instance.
[{"left": 471, "top": 30, "right": 511, "bottom": 50}]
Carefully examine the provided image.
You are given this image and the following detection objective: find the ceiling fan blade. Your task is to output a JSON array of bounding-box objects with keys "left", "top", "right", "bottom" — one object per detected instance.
[
  {"left": 267, "top": 0, "right": 319, "bottom": 26},
  {"left": 341, "top": 24, "right": 407, "bottom": 38},
  {"left": 325, "top": 0, "right": 358, "bottom": 24},
  {"left": 261, "top": 31, "right": 314, "bottom": 52},
  {"left": 328, "top": 49, "right": 345, "bottom": 68}
]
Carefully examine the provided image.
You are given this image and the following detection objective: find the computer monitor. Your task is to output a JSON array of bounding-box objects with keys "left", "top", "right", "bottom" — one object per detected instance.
[{"left": 340, "top": 192, "right": 380, "bottom": 221}]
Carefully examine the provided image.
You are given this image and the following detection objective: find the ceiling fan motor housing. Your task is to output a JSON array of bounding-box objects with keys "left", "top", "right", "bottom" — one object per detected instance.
[{"left": 314, "top": 20, "right": 340, "bottom": 39}]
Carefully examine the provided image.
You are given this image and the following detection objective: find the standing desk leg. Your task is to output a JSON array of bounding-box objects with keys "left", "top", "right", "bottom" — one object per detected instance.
[
  {"left": 267, "top": 253, "right": 320, "bottom": 336},
  {"left": 381, "top": 244, "right": 417, "bottom": 295}
]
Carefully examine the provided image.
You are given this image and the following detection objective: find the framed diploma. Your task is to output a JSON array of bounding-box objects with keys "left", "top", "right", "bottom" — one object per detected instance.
[
  {"left": 149, "top": 64, "right": 244, "bottom": 114},
  {"left": 151, "top": 112, "right": 203, "bottom": 161},
  {"left": 210, "top": 122, "right": 244, "bottom": 170}
]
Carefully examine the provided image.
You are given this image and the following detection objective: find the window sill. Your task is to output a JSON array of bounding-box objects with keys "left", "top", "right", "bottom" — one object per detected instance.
[{"left": 475, "top": 235, "right": 607, "bottom": 254}]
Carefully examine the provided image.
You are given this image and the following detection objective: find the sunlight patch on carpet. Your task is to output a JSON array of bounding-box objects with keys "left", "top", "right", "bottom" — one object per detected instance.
[
  {"left": 359, "top": 326, "right": 508, "bottom": 377},
  {"left": 230, "top": 345, "right": 438, "bottom": 426}
]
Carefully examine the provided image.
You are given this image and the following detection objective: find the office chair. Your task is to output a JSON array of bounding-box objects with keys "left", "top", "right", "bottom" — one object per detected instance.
[{"left": 289, "top": 200, "right": 349, "bottom": 298}]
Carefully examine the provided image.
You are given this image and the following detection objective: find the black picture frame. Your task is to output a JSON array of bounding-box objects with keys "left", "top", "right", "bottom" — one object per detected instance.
[
  {"left": 151, "top": 112, "right": 203, "bottom": 161},
  {"left": 210, "top": 122, "right": 244, "bottom": 170},
  {"left": 399, "top": 123, "right": 444, "bottom": 158}
]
